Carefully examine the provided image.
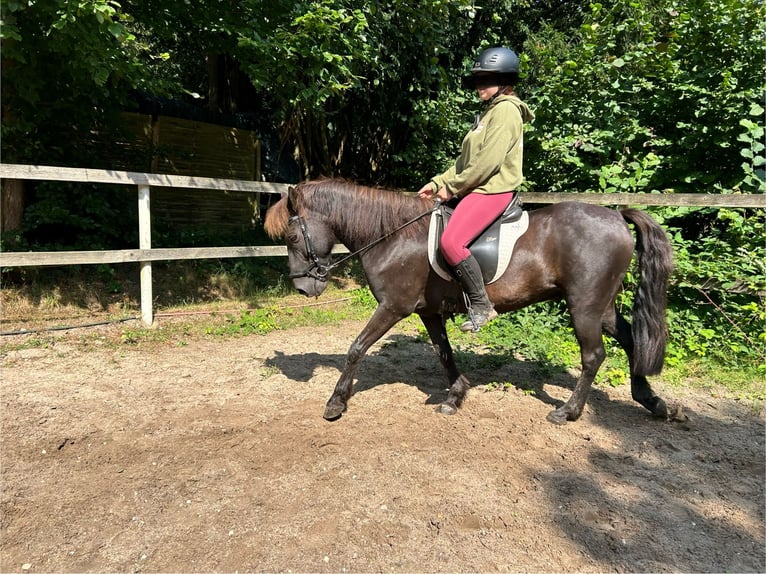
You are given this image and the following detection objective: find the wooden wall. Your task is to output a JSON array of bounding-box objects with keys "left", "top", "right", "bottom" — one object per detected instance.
[{"left": 117, "top": 113, "right": 262, "bottom": 233}]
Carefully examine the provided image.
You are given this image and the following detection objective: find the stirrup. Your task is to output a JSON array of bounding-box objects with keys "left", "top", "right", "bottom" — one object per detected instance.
[
  {"left": 460, "top": 293, "right": 498, "bottom": 332},
  {"left": 460, "top": 308, "right": 498, "bottom": 332}
]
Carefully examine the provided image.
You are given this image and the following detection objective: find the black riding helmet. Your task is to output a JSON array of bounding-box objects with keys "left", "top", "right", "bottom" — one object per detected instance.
[{"left": 462, "top": 47, "right": 520, "bottom": 89}]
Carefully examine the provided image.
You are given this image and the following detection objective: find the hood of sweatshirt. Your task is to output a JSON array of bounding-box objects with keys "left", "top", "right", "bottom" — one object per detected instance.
[{"left": 492, "top": 94, "right": 535, "bottom": 124}]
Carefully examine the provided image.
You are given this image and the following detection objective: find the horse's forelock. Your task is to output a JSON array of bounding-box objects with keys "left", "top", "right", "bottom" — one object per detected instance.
[{"left": 263, "top": 194, "right": 290, "bottom": 239}]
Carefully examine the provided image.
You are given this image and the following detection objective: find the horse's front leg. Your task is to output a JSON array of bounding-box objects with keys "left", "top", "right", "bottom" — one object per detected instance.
[
  {"left": 420, "top": 313, "right": 472, "bottom": 415},
  {"left": 324, "top": 305, "right": 406, "bottom": 420}
]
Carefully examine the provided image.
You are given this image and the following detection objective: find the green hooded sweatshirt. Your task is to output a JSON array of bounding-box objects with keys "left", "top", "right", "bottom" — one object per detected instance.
[{"left": 431, "top": 94, "right": 535, "bottom": 198}]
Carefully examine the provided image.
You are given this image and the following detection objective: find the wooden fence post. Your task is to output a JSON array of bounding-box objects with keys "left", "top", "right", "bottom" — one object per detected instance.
[{"left": 138, "top": 184, "right": 153, "bottom": 326}]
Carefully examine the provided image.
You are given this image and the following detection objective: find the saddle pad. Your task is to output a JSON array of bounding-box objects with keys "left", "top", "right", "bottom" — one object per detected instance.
[{"left": 428, "top": 209, "right": 529, "bottom": 284}]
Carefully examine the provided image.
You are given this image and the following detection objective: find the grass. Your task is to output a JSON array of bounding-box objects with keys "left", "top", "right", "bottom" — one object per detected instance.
[
  {"left": 0, "top": 258, "right": 360, "bottom": 334},
  {"left": 0, "top": 263, "right": 376, "bottom": 352},
  {"left": 428, "top": 302, "right": 764, "bottom": 410}
]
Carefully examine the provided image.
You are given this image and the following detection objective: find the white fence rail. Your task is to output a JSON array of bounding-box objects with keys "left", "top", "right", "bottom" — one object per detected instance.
[{"left": 2, "top": 163, "right": 764, "bottom": 326}]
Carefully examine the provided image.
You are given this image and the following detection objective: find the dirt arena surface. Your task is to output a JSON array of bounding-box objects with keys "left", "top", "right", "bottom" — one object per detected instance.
[{"left": 1, "top": 319, "right": 764, "bottom": 573}]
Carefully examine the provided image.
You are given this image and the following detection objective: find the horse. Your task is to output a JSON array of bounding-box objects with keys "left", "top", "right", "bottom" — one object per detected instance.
[{"left": 264, "top": 178, "right": 674, "bottom": 425}]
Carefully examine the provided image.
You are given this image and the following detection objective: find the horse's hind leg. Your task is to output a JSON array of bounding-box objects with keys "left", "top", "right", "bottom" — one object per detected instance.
[
  {"left": 420, "top": 313, "right": 471, "bottom": 415},
  {"left": 324, "top": 305, "right": 406, "bottom": 420},
  {"left": 603, "top": 305, "right": 668, "bottom": 418},
  {"left": 547, "top": 308, "right": 605, "bottom": 425}
]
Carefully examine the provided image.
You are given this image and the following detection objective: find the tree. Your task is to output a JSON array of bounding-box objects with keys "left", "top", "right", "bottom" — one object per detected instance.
[
  {"left": 521, "top": 0, "right": 765, "bottom": 364},
  {"left": 1, "top": 0, "right": 149, "bottom": 236},
  {"left": 1, "top": 0, "right": 151, "bottom": 163},
  {"left": 230, "top": 0, "right": 590, "bottom": 184},
  {"left": 234, "top": 0, "right": 479, "bottom": 182},
  {"left": 522, "top": 0, "right": 766, "bottom": 196}
]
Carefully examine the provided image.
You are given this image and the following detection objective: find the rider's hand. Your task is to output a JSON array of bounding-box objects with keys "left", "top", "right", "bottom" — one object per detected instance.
[
  {"left": 418, "top": 183, "right": 453, "bottom": 202},
  {"left": 417, "top": 183, "right": 435, "bottom": 198}
]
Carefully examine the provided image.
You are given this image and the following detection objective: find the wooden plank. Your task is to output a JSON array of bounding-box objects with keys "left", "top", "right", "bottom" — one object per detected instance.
[
  {"left": 0, "top": 163, "right": 290, "bottom": 194},
  {"left": 151, "top": 187, "right": 256, "bottom": 230},
  {"left": 0, "top": 245, "right": 350, "bottom": 267},
  {"left": 521, "top": 192, "right": 766, "bottom": 208},
  {"left": 108, "top": 113, "right": 154, "bottom": 171},
  {"left": 2, "top": 164, "right": 763, "bottom": 207}
]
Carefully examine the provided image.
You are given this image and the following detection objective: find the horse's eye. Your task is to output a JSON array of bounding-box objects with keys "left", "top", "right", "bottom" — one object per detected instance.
[{"left": 287, "top": 234, "right": 299, "bottom": 244}]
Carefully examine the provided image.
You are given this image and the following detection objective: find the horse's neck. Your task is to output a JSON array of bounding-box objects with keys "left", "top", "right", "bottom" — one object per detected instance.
[
  {"left": 331, "top": 214, "right": 379, "bottom": 252},
  {"left": 328, "top": 197, "right": 395, "bottom": 249}
]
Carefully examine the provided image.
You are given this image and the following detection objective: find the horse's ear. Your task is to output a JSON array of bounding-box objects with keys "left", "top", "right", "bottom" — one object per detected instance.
[{"left": 287, "top": 184, "right": 302, "bottom": 215}]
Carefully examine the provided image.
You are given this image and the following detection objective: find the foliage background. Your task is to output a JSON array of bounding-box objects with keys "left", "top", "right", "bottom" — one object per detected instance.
[{"left": 1, "top": 0, "right": 764, "bottom": 371}]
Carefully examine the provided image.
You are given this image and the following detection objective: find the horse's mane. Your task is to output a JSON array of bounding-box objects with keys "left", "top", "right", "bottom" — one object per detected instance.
[{"left": 264, "top": 178, "right": 432, "bottom": 243}]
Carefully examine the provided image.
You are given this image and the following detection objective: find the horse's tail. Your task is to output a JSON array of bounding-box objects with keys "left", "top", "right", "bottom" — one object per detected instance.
[{"left": 621, "top": 208, "right": 674, "bottom": 376}]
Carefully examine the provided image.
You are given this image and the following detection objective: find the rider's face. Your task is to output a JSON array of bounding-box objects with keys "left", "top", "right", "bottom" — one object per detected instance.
[
  {"left": 477, "top": 84, "right": 500, "bottom": 101},
  {"left": 472, "top": 74, "right": 500, "bottom": 100}
]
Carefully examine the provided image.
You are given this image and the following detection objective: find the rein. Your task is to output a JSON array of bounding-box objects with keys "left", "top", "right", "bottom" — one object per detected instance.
[{"left": 288, "top": 202, "right": 440, "bottom": 281}]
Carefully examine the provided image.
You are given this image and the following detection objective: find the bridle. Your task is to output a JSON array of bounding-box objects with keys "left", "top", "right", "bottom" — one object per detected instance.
[
  {"left": 287, "top": 215, "right": 331, "bottom": 281},
  {"left": 286, "top": 202, "right": 440, "bottom": 282}
]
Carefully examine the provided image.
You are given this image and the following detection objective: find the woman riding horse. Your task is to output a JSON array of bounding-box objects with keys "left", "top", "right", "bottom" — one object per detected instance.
[
  {"left": 265, "top": 179, "right": 674, "bottom": 425},
  {"left": 418, "top": 47, "right": 535, "bottom": 332}
]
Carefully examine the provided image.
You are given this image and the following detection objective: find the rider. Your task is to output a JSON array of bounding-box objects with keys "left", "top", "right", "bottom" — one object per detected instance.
[{"left": 418, "top": 46, "right": 535, "bottom": 332}]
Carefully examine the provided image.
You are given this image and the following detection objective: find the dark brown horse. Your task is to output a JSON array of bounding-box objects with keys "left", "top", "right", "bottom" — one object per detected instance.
[{"left": 264, "top": 179, "right": 674, "bottom": 424}]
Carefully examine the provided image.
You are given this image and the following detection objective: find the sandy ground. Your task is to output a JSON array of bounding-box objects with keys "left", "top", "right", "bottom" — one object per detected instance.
[{"left": 1, "top": 319, "right": 764, "bottom": 573}]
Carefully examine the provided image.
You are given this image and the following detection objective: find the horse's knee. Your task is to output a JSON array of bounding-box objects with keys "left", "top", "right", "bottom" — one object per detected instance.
[
  {"left": 346, "top": 342, "right": 366, "bottom": 365},
  {"left": 582, "top": 345, "right": 606, "bottom": 373}
]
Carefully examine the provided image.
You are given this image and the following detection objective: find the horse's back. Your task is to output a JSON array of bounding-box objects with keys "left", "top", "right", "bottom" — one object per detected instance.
[
  {"left": 489, "top": 201, "right": 634, "bottom": 309},
  {"left": 528, "top": 201, "right": 633, "bottom": 254}
]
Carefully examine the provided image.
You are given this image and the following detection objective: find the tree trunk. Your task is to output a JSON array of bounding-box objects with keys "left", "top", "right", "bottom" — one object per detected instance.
[
  {"left": 207, "top": 54, "right": 220, "bottom": 113},
  {"left": 1, "top": 178, "right": 24, "bottom": 233}
]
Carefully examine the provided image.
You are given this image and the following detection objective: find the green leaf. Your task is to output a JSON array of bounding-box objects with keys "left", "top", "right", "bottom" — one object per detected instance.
[{"left": 108, "top": 22, "right": 124, "bottom": 38}]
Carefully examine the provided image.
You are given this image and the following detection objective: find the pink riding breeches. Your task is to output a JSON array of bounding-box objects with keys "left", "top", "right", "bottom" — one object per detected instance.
[{"left": 440, "top": 191, "right": 516, "bottom": 266}]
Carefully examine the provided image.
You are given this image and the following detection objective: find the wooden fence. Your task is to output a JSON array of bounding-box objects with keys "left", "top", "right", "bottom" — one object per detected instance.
[{"left": 1, "top": 163, "right": 764, "bottom": 326}]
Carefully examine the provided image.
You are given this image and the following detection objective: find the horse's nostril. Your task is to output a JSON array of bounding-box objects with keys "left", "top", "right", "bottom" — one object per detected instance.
[{"left": 296, "top": 288, "right": 310, "bottom": 297}]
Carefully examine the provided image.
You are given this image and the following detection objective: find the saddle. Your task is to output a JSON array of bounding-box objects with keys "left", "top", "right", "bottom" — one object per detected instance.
[{"left": 428, "top": 194, "right": 529, "bottom": 284}]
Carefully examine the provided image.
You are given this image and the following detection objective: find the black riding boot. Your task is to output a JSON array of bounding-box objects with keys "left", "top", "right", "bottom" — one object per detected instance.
[{"left": 453, "top": 255, "right": 498, "bottom": 332}]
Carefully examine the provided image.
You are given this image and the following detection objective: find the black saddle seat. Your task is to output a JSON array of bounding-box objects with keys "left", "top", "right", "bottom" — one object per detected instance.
[{"left": 436, "top": 193, "right": 524, "bottom": 283}]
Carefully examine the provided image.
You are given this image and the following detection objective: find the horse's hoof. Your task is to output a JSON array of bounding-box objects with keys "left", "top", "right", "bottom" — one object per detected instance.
[
  {"left": 323, "top": 401, "right": 347, "bottom": 421},
  {"left": 435, "top": 403, "right": 458, "bottom": 416},
  {"left": 650, "top": 397, "right": 669, "bottom": 419},
  {"left": 546, "top": 409, "right": 569, "bottom": 425}
]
